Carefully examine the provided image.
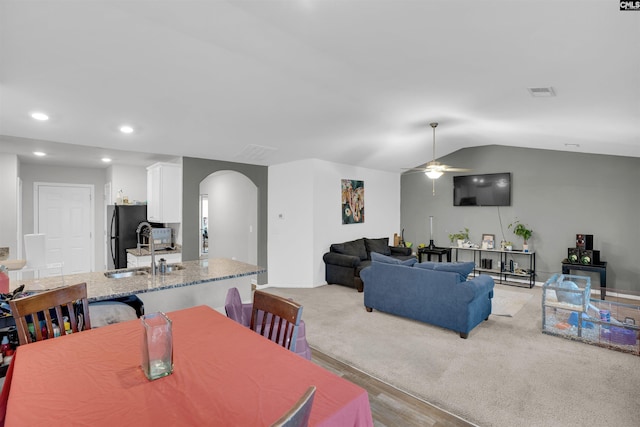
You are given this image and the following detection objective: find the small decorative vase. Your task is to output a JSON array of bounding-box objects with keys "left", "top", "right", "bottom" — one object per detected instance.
[
  {"left": 457, "top": 239, "right": 464, "bottom": 248},
  {"left": 141, "top": 312, "right": 174, "bottom": 380}
]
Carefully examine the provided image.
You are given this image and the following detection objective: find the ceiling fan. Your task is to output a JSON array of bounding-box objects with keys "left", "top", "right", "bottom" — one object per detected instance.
[{"left": 404, "top": 122, "right": 470, "bottom": 194}]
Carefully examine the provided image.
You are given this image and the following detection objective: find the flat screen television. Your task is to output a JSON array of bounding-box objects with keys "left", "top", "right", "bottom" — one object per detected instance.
[{"left": 453, "top": 172, "right": 511, "bottom": 206}]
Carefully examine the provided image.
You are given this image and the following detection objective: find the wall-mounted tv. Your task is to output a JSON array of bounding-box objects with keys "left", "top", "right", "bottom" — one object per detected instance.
[{"left": 453, "top": 172, "right": 511, "bottom": 206}]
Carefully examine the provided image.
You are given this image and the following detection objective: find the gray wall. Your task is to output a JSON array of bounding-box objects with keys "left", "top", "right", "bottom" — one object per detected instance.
[
  {"left": 181, "top": 157, "right": 268, "bottom": 284},
  {"left": 401, "top": 145, "right": 640, "bottom": 293}
]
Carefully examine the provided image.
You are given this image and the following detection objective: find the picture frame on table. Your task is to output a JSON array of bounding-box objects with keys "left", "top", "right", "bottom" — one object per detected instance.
[{"left": 482, "top": 234, "right": 495, "bottom": 250}]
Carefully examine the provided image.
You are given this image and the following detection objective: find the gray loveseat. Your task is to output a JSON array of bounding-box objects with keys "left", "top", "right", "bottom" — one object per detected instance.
[
  {"left": 360, "top": 256, "right": 494, "bottom": 338},
  {"left": 322, "top": 237, "right": 414, "bottom": 292}
]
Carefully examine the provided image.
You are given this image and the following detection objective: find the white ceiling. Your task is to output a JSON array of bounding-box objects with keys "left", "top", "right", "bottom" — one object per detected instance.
[{"left": 1, "top": 1, "right": 639, "bottom": 171}]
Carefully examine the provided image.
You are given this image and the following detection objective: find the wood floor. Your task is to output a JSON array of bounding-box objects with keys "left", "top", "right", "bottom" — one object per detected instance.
[{"left": 311, "top": 349, "right": 475, "bottom": 427}]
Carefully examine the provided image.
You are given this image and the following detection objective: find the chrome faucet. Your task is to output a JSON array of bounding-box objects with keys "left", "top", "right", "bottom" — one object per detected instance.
[{"left": 136, "top": 221, "right": 157, "bottom": 276}]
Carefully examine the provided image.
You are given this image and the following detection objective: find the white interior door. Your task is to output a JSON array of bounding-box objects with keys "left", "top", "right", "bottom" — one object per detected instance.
[{"left": 36, "top": 183, "right": 94, "bottom": 276}]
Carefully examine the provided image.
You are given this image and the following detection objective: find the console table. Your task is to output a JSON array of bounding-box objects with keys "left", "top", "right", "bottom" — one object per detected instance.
[
  {"left": 417, "top": 247, "right": 452, "bottom": 263},
  {"left": 561, "top": 262, "right": 607, "bottom": 300},
  {"left": 452, "top": 247, "right": 536, "bottom": 288}
]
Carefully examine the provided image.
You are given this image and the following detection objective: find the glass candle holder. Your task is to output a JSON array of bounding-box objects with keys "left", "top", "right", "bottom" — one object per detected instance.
[{"left": 141, "top": 312, "right": 173, "bottom": 380}]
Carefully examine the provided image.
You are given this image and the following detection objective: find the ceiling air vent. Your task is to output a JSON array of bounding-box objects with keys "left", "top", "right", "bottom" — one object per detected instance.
[
  {"left": 527, "top": 87, "right": 556, "bottom": 97},
  {"left": 235, "top": 144, "right": 278, "bottom": 162}
]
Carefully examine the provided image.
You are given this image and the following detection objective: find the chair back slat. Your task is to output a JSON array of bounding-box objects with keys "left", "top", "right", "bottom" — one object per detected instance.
[
  {"left": 9, "top": 282, "right": 91, "bottom": 345},
  {"left": 250, "top": 290, "right": 303, "bottom": 352}
]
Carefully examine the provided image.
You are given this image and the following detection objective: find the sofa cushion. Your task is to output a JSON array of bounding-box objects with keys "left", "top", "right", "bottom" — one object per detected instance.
[
  {"left": 414, "top": 261, "right": 439, "bottom": 270},
  {"left": 331, "top": 238, "right": 367, "bottom": 260},
  {"left": 371, "top": 251, "right": 417, "bottom": 267},
  {"left": 364, "top": 237, "right": 392, "bottom": 256},
  {"left": 415, "top": 261, "right": 475, "bottom": 281}
]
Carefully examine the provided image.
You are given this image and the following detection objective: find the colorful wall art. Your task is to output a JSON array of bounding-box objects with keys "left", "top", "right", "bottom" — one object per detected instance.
[{"left": 341, "top": 179, "right": 364, "bottom": 224}]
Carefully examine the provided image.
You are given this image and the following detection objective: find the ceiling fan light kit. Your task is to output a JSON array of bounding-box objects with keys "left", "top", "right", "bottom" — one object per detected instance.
[
  {"left": 422, "top": 122, "right": 468, "bottom": 179},
  {"left": 425, "top": 170, "right": 443, "bottom": 179}
]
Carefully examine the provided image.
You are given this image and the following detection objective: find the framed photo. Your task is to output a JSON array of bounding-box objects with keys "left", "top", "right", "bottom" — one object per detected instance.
[{"left": 482, "top": 234, "right": 495, "bottom": 250}]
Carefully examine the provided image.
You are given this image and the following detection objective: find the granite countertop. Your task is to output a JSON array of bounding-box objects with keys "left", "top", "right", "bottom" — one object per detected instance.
[
  {"left": 10, "top": 258, "right": 266, "bottom": 302},
  {"left": 126, "top": 244, "right": 182, "bottom": 256}
]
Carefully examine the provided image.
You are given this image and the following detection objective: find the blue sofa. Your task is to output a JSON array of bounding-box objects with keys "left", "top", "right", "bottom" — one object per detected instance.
[{"left": 360, "top": 258, "right": 494, "bottom": 338}]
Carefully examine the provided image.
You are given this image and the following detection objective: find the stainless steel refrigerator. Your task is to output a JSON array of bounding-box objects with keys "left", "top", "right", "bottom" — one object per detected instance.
[{"left": 108, "top": 205, "right": 147, "bottom": 270}]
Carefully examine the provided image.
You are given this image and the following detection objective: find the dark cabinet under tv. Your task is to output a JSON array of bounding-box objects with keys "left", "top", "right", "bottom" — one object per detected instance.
[{"left": 452, "top": 246, "right": 536, "bottom": 288}]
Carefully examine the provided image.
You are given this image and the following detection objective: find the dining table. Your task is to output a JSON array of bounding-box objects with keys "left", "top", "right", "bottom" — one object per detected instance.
[{"left": 0, "top": 305, "right": 373, "bottom": 426}]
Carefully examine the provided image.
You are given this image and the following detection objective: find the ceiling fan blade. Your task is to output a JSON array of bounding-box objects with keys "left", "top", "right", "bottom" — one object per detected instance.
[
  {"left": 443, "top": 167, "right": 471, "bottom": 172},
  {"left": 402, "top": 169, "right": 429, "bottom": 175}
]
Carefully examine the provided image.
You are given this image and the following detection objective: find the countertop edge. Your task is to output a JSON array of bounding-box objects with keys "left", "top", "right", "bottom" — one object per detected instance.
[{"left": 10, "top": 258, "right": 266, "bottom": 302}]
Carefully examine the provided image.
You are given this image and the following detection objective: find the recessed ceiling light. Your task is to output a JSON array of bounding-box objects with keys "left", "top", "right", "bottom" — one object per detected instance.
[
  {"left": 33, "top": 151, "right": 47, "bottom": 157},
  {"left": 101, "top": 157, "right": 112, "bottom": 163},
  {"left": 119, "top": 125, "right": 134, "bottom": 134},
  {"left": 31, "top": 112, "right": 49, "bottom": 121}
]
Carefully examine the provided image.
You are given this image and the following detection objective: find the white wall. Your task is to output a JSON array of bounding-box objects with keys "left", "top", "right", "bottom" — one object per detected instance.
[
  {"left": 269, "top": 158, "right": 402, "bottom": 287},
  {"left": 0, "top": 154, "right": 19, "bottom": 259},
  {"left": 201, "top": 171, "right": 258, "bottom": 264},
  {"left": 106, "top": 164, "right": 148, "bottom": 204},
  {"left": 268, "top": 160, "right": 315, "bottom": 286}
]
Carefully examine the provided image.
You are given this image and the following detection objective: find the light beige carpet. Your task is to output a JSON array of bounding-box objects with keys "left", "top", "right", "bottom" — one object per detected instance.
[
  {"left": 266, "top": 284, "right": 639, "bottom": 427},
  {"left": 491, "top": 288, "right": 533, "bottom": 317}
]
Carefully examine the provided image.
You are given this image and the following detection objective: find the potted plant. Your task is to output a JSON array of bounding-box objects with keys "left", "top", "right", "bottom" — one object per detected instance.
[
  {"left": 508, "top": 220, "right": 533, "bottom": 252},
  {"left": 448, "top": 227, "right": 470, "bottom": 248}
]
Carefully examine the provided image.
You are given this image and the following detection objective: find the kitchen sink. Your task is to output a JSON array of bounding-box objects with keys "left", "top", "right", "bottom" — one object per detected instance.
[
  {"left": 104, "top": 267, "right": 150, "bottom": 279},
  {"left": 161, "top": 264, "right": 185, "bottom": 273}
]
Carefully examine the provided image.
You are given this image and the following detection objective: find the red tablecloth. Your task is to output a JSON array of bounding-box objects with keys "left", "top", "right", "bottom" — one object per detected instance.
[{"left": 0, "top": 305, "right": 372, "bottom": 426}]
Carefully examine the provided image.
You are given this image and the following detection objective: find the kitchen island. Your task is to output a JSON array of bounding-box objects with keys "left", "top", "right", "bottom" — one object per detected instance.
[{"left": 9, "top": 258, "right": 265, "bottom": 313}]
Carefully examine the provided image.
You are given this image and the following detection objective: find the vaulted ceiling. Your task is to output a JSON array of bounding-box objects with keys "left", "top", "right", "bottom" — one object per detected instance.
[{"left": 1, "top": 1, "right": 638, "bottom": 170}]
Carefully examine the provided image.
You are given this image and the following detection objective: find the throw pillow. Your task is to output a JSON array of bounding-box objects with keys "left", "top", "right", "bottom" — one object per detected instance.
[
  {"left": 331, "top": 238, "right": 368, "bottom": 260},
  {"left": 371, "top": 251, "right": 417, "bottom": 266},
  {"left": 433, "top": 262, "right": 475, "bottom": 281},
  {"left": 364, "top": 237, "right": 392, "bottom": 256}
]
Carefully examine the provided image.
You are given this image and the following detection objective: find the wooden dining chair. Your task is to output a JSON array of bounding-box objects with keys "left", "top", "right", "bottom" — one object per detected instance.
[
  {"left": 9, "top": 282, "right": 91, "bottom": 345},
  {"left": 270, "top": 386, "right": 316, "bottom": 427},
  {"left": 250, "top": 290, "right": 303, "bottom": 353}
]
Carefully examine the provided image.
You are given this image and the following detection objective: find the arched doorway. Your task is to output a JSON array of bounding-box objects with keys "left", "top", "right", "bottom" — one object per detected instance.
[{"left": 200, "top": 171, "right": 258, "bottom": 265}]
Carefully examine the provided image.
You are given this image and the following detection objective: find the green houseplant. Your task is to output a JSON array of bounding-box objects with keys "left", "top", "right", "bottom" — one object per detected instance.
[
  {"left": 508, "top": 220, "right": 533, "bottom": 249},
  {"left": 448, "top": 227, "right": 470, "bottom": 246}
]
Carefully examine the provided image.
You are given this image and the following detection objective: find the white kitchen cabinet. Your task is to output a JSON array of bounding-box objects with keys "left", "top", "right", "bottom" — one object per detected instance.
[
  {"left": 127, "top": 252, "right": 182, "bottom": 268},
  {"left": 147, "top": 162, "right": 182, "bottom": 223}
]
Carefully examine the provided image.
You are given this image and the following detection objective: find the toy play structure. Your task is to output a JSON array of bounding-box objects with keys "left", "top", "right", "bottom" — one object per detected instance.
[{"left": 542, "top": 274, "right": 639, "bottom": 356}]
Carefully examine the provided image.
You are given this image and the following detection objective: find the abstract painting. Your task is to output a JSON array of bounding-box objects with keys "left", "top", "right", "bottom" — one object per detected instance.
[{"left": 341, "top": 179, "right": 364, "bottom": 224}]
